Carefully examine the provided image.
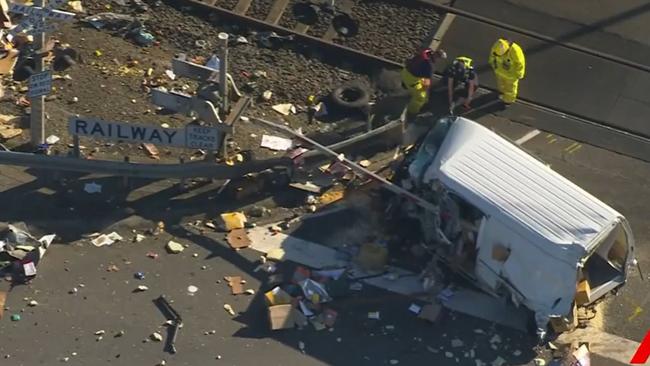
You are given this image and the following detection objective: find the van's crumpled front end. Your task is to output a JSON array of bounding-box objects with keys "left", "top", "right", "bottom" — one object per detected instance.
[{"left": 395, "top": 116, "right": 636, "bottom": 339}]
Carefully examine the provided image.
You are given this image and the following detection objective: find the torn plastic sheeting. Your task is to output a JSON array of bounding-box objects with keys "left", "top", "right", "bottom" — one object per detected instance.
[{"left": 300, "top": 279, "right": 332, "bottom": 303}]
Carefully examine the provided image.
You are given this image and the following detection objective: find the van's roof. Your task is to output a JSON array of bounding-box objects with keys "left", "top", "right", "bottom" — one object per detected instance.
[{"left": 431, "top": 117, "right": 621, "bottom": 254}]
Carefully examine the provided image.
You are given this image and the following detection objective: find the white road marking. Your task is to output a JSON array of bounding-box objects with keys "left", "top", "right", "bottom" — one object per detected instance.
[{"left": 515, "top": 129, "right": 541, "bottom": 145}]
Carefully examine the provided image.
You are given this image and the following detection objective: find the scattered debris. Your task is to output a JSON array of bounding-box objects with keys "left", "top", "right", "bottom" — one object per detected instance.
[
  {"left": 142, "top": 143, "right": 160, "bottom": 159},
  {"left": 45, "top": 135, "right": 60, "bottom": 145},
  {"left": 84, "top": 182, "right": 102, "bottom": 194},
  {"left": 359, "top": 159, "right": 371, "bottom": 168},
  {"left": 154, "top": 296, "right": 182, "bottom": 354},
  {"left": 389, "top": 360, "right": 399, "bottom": 365},
  {"left": 226, "top": 229, "right": 251, "bottom": 249},
  {"left": 408, "top": 303, "right": 422, "bottom": 314},
  {"left": 223, "top": 304, "right": 236, "bottom": 316},
  {"left": 146, "top": 252, "right": 159, "bottom": 259},
  {"left": 221, "top": 212, "right": 247, "bottom": 231},
  {"left": 271, "top": 103, "right": 296, "bottom": 116},
  {"left": 151, "top": 332, "right": 163, "bottom": 342},
  {"left": 0, "top": 125, "right": 22, "bottom": 140},
  {"left": 135, "top": 285, "right": 149, "bottom": 292},
  {"left": 226, "top": 276, "right": 244, "bottom": 295},
  {"left": 95, "top": 330, "right": 106, "bottom": 336},
  {"left": 10, "top": 314, "right": 20, "bottom": 321},
  {"left": 491, "top": 356, "right": 506, "bottom": 366},
  {"left": 260, "top": 134, "right": 293, "bottom": 151},
  {"left": 245, "top": 289, "right": 255, "bottom": 295},
  {"left": 133, "top": 234, "right": 146, "bottom": 243},
  {"left": 368, "top": 311, "right": 380, "bottom": 320},
  {"left": 187, "top": 285, "right": 198, "bottom": 295},
  {"left": 106, "top": 264, "right": 120, "bottom": 272},
  {"left": 0, "top": 292, "right": 5, "bottom": 319},
  {"left": 91, "top": 232, "right": 123, "bottom": 247},
  {"left": 262, "top": 90, "right": 273, "bottom": 101},
  {"left": 418, "top": 304, "right": 441, "bottom": 322},
  {"left": 134, "top": 272, "right": 145, "bottom": 280},
  {"left": 166, "top": 241, "right": 184, "bottom": 254},
  {"left": 289, "top": 182, "right": 323, "bottom": 194},
  {"left": 451, "top": 339, "right": 464, "bottom": 348}
]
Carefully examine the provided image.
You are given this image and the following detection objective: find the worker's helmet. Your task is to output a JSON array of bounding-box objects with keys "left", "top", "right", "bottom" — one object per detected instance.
[{"left": 493, "top": 39, "right": 510, "bottom": 56}]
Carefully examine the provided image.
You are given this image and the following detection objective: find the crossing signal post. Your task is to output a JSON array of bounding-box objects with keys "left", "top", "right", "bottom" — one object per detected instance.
[{"left": 8, "top": 0, "right": 75, "bottom": 147}]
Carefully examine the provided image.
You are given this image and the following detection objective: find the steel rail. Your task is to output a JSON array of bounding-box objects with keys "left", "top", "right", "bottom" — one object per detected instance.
[
  {"left": 175, "top": 0, "right": 402, "bottom": 68},
  {"left": 411, "top": 0, "right": 650, "bottom": 73}
]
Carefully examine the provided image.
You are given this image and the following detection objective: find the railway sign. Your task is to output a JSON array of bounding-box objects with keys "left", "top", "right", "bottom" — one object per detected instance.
[
  {"left": 68, "top": 117, "right": 223, "bottom": 150},
  {"left": 28, "top": 70, "right": 51, "bottom": 98},
  {"left": 8, "top": 1, "right": 75, "bottom": 36}
]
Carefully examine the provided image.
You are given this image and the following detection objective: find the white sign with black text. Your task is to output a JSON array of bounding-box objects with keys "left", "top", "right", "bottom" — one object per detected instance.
[
  {"left": 28, "top": 70, "right": 52, "bottom": 98},
  {"left": 68, "top": 117, "right": 222, "bottom": 150}
]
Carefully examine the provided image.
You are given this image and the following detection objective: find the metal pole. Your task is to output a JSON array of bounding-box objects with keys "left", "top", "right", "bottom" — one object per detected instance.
[
  {"left": 29, "top": 0, "right": 46, "bottom": 147},
  {"left": 218, "top": 32, "right": 229, "bottom": 114}
]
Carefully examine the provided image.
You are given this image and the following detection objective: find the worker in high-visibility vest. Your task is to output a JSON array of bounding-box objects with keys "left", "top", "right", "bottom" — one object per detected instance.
[
  {"left": 442, "top": 56, "right": 479, "bottom": 112},
  {"left": 488, "top": 38, "right": 525, "bottom": 104},
  {"left": 401, "top": 48, "right": 447, "bottom": 119}
]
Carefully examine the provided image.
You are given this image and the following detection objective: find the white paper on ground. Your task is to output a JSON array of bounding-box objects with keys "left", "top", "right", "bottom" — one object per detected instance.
[
  {"left": 23, "top": 261, "right": 37, "bottom": 276},
  {"left": 261, "top": 134, "right": 293, "bottom": 151}
]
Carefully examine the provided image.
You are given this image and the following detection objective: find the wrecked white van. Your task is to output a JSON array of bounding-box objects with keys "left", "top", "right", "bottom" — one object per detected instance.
[{"left": 403, "top": 116, "right": 635, "bottom": 335}]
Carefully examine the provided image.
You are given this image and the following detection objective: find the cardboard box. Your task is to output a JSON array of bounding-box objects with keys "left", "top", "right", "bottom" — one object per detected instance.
[
  {"left": 357, "top": 243, "right": 388, "bottom": 271},
  {"left": 575, "top": 279, "right": 591, "bottom": 305},
  {"left": 264, "top": 287, "right": 292, "bottom": 306},
  {"left": 268, "top": 304, "right": 296, "bottom": 330}
]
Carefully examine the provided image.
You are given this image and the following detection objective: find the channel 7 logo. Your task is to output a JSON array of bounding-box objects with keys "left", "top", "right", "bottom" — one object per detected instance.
[{"left": 631, "top": 331, "right": 650, "bottom": 364}]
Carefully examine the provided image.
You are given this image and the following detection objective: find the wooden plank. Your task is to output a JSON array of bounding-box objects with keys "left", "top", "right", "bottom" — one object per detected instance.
[
  {"left": 224, "top": 96, "right": 251, "bottom": 126},
  {"left": 265, "top": 0, "right": 289, "bottom": 24},
  {"left": 294, "top": 23, "right": 309, "bottom": 34},
  {"left": 233, "top": 0, "right": 253, "bottom": 14}
]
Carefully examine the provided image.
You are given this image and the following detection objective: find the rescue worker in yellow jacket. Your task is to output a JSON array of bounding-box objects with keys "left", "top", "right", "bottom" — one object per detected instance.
[
  {"left": 401, "top": 48, "right": 447, "bottom": 119},
  {"left": 489, "top": 38, "right": 525, "bottom": 104}
]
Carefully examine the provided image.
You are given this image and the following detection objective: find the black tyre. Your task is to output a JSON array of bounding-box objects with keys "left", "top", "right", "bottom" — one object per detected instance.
[{"left": 330, "top": 82, "right": 370, "bottom": 109}]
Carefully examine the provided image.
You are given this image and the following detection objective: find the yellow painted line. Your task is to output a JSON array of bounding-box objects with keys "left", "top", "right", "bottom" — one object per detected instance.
[
  {"left": 429, "top": 14, "right": 456, "bottom": 50},
  {"left": 546, "top": 133, "right": 554, "bottom": 138},
  {"left": 568, "top": 144, "right": 583, "bottom": 154},
  {"left": 548, "top": 138, "right": 557, "bottom": 144},
  {"left": 564, "top": 142, "right": 580, "bottom": 152},
  {"left": 628, "top": 306, "right": 643, "bottom": 322}
]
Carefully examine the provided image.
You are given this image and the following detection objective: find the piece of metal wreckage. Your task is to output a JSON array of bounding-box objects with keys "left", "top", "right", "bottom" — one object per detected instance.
[
  {"left": 251, "top": 116, "right": 439, "bottom": 214},
  {"left": 154, "top": 295, "right": 182, "bottom": 354}
]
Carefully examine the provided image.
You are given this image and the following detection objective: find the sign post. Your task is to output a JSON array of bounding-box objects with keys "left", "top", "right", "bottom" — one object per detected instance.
[{"left": 8, "top": 0, "right": 75, "bottom": 147}]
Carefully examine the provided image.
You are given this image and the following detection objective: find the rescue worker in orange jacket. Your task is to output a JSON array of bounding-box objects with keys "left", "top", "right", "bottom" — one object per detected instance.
[
  {"left": 401, "top": 48, "right": 447, "bottom": 119},
  {"left": 488, "top": 38, "right": 525, "bottom": 104}
]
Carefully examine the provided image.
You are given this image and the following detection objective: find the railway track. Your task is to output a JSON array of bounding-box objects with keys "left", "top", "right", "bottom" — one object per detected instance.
[{"left": 166, "top": 0, "right": 650, "bottom": 163}]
